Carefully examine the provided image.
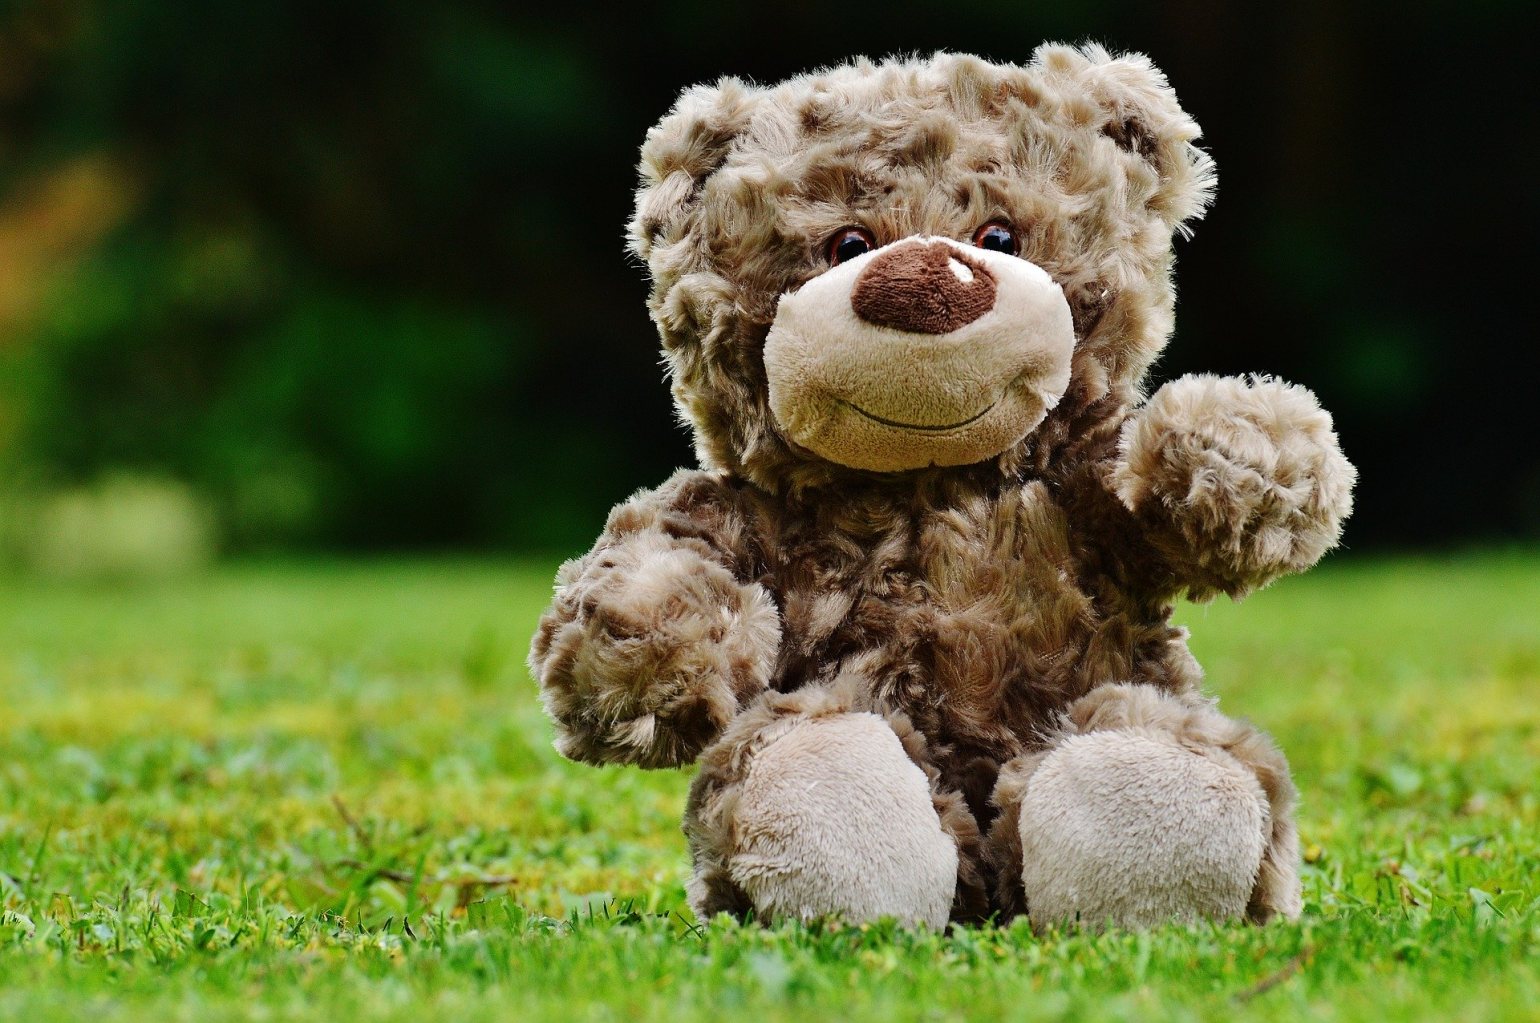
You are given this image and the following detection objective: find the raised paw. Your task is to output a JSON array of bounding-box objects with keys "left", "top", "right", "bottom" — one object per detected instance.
[{"left": 1113, "top": 373, "right": 1355, "bottom": 597}]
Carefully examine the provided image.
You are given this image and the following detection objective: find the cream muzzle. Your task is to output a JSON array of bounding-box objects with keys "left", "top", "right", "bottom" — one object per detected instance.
[{"left": 763, "top": 236, "right": 1075, "bottom": 472}]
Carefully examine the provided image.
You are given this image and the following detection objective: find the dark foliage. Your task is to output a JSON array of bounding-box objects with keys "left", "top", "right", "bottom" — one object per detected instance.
[{"left": 0, "top": 0, "right": 1534, "bottom": 551}]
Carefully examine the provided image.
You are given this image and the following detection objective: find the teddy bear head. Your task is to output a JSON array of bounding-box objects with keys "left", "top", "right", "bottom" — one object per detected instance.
[{"left": 628, "top": 45, "right": 1215, "bottom": 494}]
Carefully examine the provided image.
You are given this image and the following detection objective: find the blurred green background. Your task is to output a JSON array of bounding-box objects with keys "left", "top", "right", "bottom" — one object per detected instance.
[{"left": 1, "top": 0, "right": 1535, "bottom": 576}]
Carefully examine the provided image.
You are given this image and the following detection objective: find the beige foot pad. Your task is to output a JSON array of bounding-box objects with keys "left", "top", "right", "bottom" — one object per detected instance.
[
  {"left": 1018, "top": 729, "right": 1268, "bottom": 930},
  {"left": 727, "top": 712, "right": 957, "bottom": 927}
]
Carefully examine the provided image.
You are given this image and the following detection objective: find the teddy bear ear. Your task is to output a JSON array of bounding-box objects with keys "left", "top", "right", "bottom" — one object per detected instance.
[
  {"left": 628, "top": 78, "right": 760, "bottom": 263},
  {"left": 1032, "top": 44, "right": 1218, "bottom": 237}
]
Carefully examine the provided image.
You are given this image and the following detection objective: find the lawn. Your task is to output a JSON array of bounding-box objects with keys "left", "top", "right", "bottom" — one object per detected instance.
[{"left": 0, "top": 553, "right": 1536, "bottom": 1021}]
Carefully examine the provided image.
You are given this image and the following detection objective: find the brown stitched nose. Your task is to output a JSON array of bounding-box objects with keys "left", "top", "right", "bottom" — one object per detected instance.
[{"left": 850, "top": 241, "right": 998, "bottom": 334}]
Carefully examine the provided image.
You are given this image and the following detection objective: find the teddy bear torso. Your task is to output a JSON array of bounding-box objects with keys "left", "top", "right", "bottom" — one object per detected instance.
[{"left": 699, "top": 463, "right": 1204, "bottom": 826}]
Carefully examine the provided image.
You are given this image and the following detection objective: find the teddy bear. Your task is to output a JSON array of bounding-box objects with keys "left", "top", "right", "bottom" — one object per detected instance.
[{"left": 529, "top": 44, "right": 1355, "bottom": 930}]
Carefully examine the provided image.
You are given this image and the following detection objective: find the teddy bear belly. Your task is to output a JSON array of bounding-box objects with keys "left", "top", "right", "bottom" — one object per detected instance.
[{"left": 769, "top": 583, "right": 1202, "bottom": 827}]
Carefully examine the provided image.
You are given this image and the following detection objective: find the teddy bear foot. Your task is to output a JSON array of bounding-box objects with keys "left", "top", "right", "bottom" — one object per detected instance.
[
  {"left": 1017, "top": 729, "right": 1268, "bottom": 931},
  {"left": 692, "top": 711, "right": 957, "bottom": 928}
]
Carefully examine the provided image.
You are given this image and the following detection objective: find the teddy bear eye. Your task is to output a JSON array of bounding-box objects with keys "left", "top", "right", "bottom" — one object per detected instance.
[
  {"left": 972, "top": 221, "right": 1018, "bottom": 256},
  {"left": 827, "top": 227, "right": 876, "bottom": 266}
]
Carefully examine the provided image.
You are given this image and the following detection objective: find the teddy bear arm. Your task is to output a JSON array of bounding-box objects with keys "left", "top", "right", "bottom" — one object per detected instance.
[
  {"left": 1109, "top": 374, "right": 1356, "bottom": 600},
  {"left": 528, "top": 473, "right": 781, "bottom": 768}
]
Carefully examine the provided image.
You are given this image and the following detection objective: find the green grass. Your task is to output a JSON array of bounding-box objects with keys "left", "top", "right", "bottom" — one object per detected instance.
[{"left": 1, "top": 553, "right": 1536, "bottom": 1021}]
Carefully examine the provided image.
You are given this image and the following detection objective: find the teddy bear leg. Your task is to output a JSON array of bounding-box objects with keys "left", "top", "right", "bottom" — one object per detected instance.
[
  {"left": 988, "top": 683, "right": 1299, "bottom": 931},
  {"left": 684, "top": 688, "right": 958, "bottom": 928}
]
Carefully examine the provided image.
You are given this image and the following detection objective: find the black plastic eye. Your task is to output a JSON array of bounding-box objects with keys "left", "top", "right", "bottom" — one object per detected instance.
[
  {"left": 827, "top": 226, "right": 876, "bottom": 266},
  {"left": 972, "top": 221, "right": 1018, "bottom": 256}
]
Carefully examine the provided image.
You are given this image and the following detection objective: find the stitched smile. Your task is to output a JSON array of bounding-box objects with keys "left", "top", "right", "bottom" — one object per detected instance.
[{"left": 840, "top": 398, "right": 999, "bottom": 433}]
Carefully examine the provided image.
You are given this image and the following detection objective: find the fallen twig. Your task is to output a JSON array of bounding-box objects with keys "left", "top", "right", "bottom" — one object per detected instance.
[
  {"left": 333, "top": 858, "right": 416, "bottom": 884},
  {"left": 1234, "top": 945, "right": 1314, "bottom": 1003},
  {"left": 330, "top": 796, "right": 371, "bottom": 850},
  {"left": 332, "top": 858, "right": 517, "bottom": 889}
]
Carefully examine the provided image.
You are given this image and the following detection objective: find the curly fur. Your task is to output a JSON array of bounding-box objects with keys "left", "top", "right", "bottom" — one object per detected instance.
[
  {"left": 529, "top": 472, "right": 781, "bottom": 767},
  {"left": 529, "top": 44, "right": 1352, "bottom": 928},
  {"left": 628, "top": 45, "right": 1215, "bottom": 495},
  {"left": 1113, "top": 374, "right": 1357, "bottom": 600}
]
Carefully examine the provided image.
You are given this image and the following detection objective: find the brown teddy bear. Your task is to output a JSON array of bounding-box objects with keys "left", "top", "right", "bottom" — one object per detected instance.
[{"left": 529, "top": 44, "right": 1355, "bottom": 930}]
